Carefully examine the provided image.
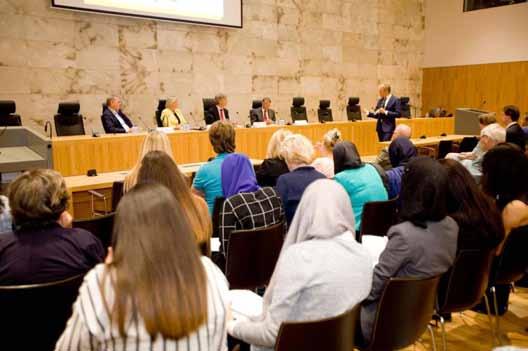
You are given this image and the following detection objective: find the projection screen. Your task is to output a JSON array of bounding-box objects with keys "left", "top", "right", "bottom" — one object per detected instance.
[{"left": 51, "top": 0, "right": 242, "bottom": 28}]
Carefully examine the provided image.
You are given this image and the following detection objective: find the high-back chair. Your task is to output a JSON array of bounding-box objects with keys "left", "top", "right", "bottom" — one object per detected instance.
[
  {"left": 203, "top": 98, "right": 216, "bottom": 120},
  {"left": 317, "top": 100, "right": 333, "bottom": 123},
  {"left": 249, "top": 100, "right": 262, "bottom": 120},
  {"left": 0, "top": 100, "right": 22, "bottom": 126},
  {"left": 346, "top": 97, "right": 362, "bottom": 121},
  {"left": 212, "top": 196, "right": 226, "bottom": 238},
  {"left": 73, "top": 212, "right": 115, "bottom": 252},
  {"left": 400, "top": 97, "right": 411, "bottom": 118},
  {"left": 0, "top": 274, "right": 85, "bottom": 351},
  {"left": 458, "top": 137, "right": 479, "bottom": 153},
  {"left": 359, "top": 198, "right": 398, "bottom": 241},
  {"left": 111, "top": 180, "right": 124, "bottom": 212},
  {"left": 437, "top": 140, "right": 453, "bottom": 159},
  {"left": 290, "top": 97, "right": 307, "bottom": 121},
  {"left": 54, "top": 102, "right": 85, "bottom": 136},
  {"left": 155, "top": 99, "right": 166, "bottom": 127}
]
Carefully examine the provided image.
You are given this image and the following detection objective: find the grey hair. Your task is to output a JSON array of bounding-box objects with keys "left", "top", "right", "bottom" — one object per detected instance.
[{"left": 214, "top": 94, "right": 227, "bottom": 103}]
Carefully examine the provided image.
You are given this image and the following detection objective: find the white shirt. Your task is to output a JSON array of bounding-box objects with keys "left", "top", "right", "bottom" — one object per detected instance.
[
  {"left": 109, "top": 108, "right": 130, "bottom": 132},
  {"left": 217, "top": 106, "right": 226, "bottom": 120}
]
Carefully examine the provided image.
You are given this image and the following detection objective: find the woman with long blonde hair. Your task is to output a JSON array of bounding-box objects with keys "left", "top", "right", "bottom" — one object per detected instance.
[{"left": 256, "top": 128, "right": 292, "bottom": 187}]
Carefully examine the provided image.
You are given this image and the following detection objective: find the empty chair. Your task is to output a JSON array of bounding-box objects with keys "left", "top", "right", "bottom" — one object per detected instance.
[
  {"left": 359, "top": 198, "right": 398, "bottom": 241},
  {"left": 346, "top": 97, "right": 362, "bottom": 121},
  {"left": 155, "top": 99, "right": 166, "bottom": 127},
  {"left": 275, "top": 305, "right": 360, "bottom": 351},
  {"left": 290, "top": 97, "right": 307, "bottom": 121},
  {"left": 111, "top": 180, "right": 124, "bottom": 212},
  {"left": 400, "top": 97, "right": 411, "bottom": 118},
  {"left": 226, "top": 221, "right": 285, "bottom": 290},
  {"left": 73, "top": 213, "right": 115, "bottom": 252},
  {"left": 437, "top": 140, "right": 453, "bottom": 159},
  {"left": 203, "top": 97, "right": 216, "bottom": 121},
  {"left": 0, "top": 274, "right": 85, "bottom": 351},
  {"left": 458, "top": 137, "right": 479, "bottom": 153},
  {"left": 54, "top": 102, "right": 85, "bottom": 136},
  {"left": 0, "top": 100, "right": 22, "bottom": 126},
  {"left": 317, "top": 100, "right": 333, "bottom": 123}
]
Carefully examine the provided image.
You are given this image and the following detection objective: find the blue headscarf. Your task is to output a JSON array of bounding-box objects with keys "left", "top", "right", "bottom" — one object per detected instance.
[{"left": 221, "top": 153, "right": 260, "bottom": 198}]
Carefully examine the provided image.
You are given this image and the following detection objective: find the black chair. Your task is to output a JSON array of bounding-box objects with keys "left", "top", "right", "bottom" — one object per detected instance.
[
  {"left": 275, "top": 305, "right": 360, "bottom": 351},
  {"left": 428, "top": 108, "right": 448, "bottom": 118},
  {"left": 212, "top": 196, "right": 226, "bottom": 239},
  {"left": 346, "top": 97, "right": 362, "bottom": 121},
  {"left": 111, "top": 180, "right": 124, "bottom": 212},
  {"left": 54, "top": 102, "right": 85, "bottom": 136},
  {"left": 73, "top": 212, "right": 115, "bottom": 251},
  {"left": 155, "top": 99, "right": 166, "bottom": 127},
  {"left": 317, "top": 100, "right": 333, "bottom": 123},
  {"left": 417, "top": 146, "right": 437, "bottom": 158},
  {"left": 0, "top": 100, "right": 22, "bottom": 126},
  {"left": 252, "top": 100, "right": 262, "bottom": 109},
  {"left": 290, "top": 97, "right": 307, "bottom": 121},
  {"left": 458, "top": 137, "right": 479, "bottom": 153},
  {"left": 0, "top": 274, "right": 85, "bottom": 351},
  {"left": 437, "top": 140, "right": 453, "bottom": 159},
  {"left": 356, "top": 275, "right": 441, "bottom": 351},
  {"left": 359, "top": 198, "right": 398, "bottom": 241},
  {"left": 400, "top": 97, "right": 411, "bottom": 118},
  {"left": 203, "top": 98, "right": 216, "bottom": 121},
  {"left": 226, "top": 221, "right": 285, "bottom": 290}
]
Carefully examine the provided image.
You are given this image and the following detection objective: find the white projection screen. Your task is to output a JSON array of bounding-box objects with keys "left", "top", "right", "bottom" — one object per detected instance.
[{"left": 51, "top": 0, "right": 242, "bottom": 28}]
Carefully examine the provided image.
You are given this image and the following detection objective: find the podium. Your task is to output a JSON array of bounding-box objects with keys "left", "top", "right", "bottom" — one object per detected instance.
[
  {"left": 0, "top": 127, "right": 52, "bottom": 173},
  {"left": 455, "top": 108, "right": 489, "bottom": 135}
]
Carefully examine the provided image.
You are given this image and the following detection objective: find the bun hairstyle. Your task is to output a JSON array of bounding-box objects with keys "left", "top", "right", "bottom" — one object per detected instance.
[{"left": 323, "top": 128, "right": 342, "bottom": 150}]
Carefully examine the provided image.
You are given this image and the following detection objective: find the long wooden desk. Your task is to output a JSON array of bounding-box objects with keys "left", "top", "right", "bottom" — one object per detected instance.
[
  {"left": 378, "top": 134, "right": 473, "bottom": 148},
  {"left": 53, "top": 118, "right": 454, "bottom": 177}
]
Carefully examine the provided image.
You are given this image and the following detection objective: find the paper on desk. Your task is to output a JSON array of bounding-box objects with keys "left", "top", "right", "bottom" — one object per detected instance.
[
  {"left": 228, "top": 290, "right": 263, "bottom": 319},
  {"left": 361, "top": 235, "right": 388, "bottom": 266}
]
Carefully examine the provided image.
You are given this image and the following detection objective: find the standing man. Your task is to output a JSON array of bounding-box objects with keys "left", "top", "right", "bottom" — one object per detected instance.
[
  {"left": 205, "top": 93, "right": 230, "bottom": 125},
  {"left": 367, "top": 84, "right": 401, "bottom": 141},
  {"left": 502, "top": 105, "right": 526, "bottom": 151},
  {"left": 101, "top": 96, "right": 134, "bottom": 134},
  {"left": 250, "top": 97, "right": 276, "bottom": 125}
]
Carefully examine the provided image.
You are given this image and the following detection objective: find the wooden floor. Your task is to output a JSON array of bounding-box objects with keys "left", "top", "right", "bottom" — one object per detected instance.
[{"left": 403, "top": 287, "right": 528, "bottom": 350}]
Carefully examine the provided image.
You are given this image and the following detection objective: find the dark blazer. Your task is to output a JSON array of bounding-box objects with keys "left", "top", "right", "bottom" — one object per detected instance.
[
  {"left": 206, "top": 105, "right": 230, "bottom": 125},
  {"left": 250, "top": 108, "right": 276, "bottom": 124},
  {"left": 369, "top": 95, "right": 401, "bottom": 133},
  {"left": 256, "top": 157, "right": 289, "bottom": 187},
  {"left": 101, "top": 108, "right": 133, "bottom": 134},
  {"left": 506, "top": 123, "right": 526, "bottom": 150}
]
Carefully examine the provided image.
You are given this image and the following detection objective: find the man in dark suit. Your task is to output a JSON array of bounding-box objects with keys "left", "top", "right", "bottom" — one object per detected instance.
[
  {"left": 101, "top": 96, "right": 134, "bottom": 134},
  {"left": 205, "top": 94, "right": 230, "bottom": 125},
  {"left": 503, "top": 105, "right": 526, "bottom": 151},
  {"left": 250, "top": 97, "right": 276, "bottom": 125},
  {"left": 366, "top": 84, "right": 401, "bottom": 141}
]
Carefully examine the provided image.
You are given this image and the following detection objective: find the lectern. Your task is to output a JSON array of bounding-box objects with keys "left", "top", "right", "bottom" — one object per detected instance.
[
  {"left": 0, "top": 127, "right": 52, "bottom": 174},
  {"left": 455, "top": 108, "right": 489, "bottom": 135}
]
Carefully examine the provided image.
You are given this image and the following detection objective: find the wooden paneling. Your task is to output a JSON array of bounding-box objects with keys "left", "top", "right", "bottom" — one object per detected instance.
[{"left": 422, "top": 61, "right": 528, "bottom": 120}]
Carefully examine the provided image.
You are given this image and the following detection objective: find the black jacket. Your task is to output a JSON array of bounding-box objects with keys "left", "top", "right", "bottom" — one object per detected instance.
[
  {"left": 101, "top": 108, "right": 133, "bottom": 134},
  {"left": 256, "top": 157, "right": 289, "bottom": 187},
  {"left": 205, "top": 106, "right": 230, "bottom": 125},
  {"left": 506, "top": 123, "right": 526, "bottom": 151}
]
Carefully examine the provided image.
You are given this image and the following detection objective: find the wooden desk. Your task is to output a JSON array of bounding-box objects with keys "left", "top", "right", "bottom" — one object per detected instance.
[
  {"left": 53, "top": 118, "right": 454, "bottom": 177},
  {"left": 378, "top": 134, "right": 473, "bottom": 149}
]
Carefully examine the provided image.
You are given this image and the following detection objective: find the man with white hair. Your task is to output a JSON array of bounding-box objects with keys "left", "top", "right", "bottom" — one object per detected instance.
[
  {"left": 367, "top": 83, "right": 402, "bottom": 141},
  {"left": 460, "top": 123, "right": 506, "bottom": 177},
  {"left": 374, "top": 124, "right": 412, "bottom": 170}
]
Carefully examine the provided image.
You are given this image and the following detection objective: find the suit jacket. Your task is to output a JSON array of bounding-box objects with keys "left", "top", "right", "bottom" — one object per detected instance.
[
  {"left": 506, "top": 123, "right": 526, "bottom": 150},
  {"left": 205, "top": 105, "right": 230, "bottom": 125},
  {"left": 101, "top": 108, "right": 133, "bottom": 134},
  {"left": 250, "top": 108, "right": 276, "bottom": 124},
  {"left": 368, "top": 95, "right": 401, "bottom": 133}
]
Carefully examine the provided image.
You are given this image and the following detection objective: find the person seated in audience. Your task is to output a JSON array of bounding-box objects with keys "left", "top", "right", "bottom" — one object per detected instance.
[
  {"left": 256, "top": 129, "right": 291, "bottom": 187},
  {"left": 0, "top": 169, "right": 104, "bottom": 285},
  {"left": 228, "top": 179, "right": 373, "bottom": 351},
  {"left": 205, "top": 93, "right": 230, "bottom": 125},
  {"left": 502, "top": 105, "right": 526, "bottom": 151},
  {"left": 522, "top": 114, "right": 528, "bottom": 137},
  {"left": 250, "top": 97, "right": 276, "bottom": 125},
  {"left": 385, "top": 137, "right": 417, "bottom": 199},
  {"left": 459, "top": 123, "right": 505, "bottom": 178},
  {"left": 0, "top": 195, "right": 12, "bottom": 234},
  {"left": 124, "top": 130, "right": 174, "bottom": 192},
  {"left": 56, "top": 184, "right": 229, "bottom": 350},
  {"left": 193, "top": 121, "right": 236, "bottom": 213},
  {"left": 311, "top": 128, "right": 342, "bottom": 178},
  {"left": 333, "top": 141, "right": 388, "bottom": 231},
  {"left": 136, "top": 150, "right": 211, "bottom": 256},
  {"left": 276, "top": 134, "right": 326, "bottom": 225},
  {"left": 374, "top": 124, "right": 412, "bottom": 170},
  {"left": 359, "top": 157, "right": 458, "bottom": 343},
  {"left": 161, "top": 97, "right": 188, "bottom": 127},
  {"left": 446, "top": 112, "right": 496, "bottom": 162},
  {"left": 101, "top": 96, "right": 134, "bottom": 134},
  {"left": 219, "top": 153, "right": 284, "bottom": 257}
]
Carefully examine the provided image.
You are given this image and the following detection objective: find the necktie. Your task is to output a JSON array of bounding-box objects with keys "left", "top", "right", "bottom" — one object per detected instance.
[
  {"left": 264, "top": 110, "right": 268, "bottom": 122},
  {"left": 220, "top": 109, "right": 225, "bottom": 121}
]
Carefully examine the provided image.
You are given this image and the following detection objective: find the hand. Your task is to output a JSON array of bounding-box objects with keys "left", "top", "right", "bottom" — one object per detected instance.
[
  {"left": 378, "top": 108, "right": 386, "bottom": 114},
  {"left": 57, "top": 211, "right": 73, "bottom": 228},
  {"left": 105, "top": 247, "right": 114, "bottom": 264}
]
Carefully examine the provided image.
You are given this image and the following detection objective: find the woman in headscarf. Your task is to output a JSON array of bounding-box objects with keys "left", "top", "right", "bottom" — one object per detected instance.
[
  {"left": 227, "top": 179, "right": 373, "bottom": 351},
  {"left": 386, "top": 137, "right": 417, "bottom": 199},
  {"left": 219, "top": 153, "right": 284, "bottom": 259},
  {"left": 334, "top": 142, "right": 388, "bottom": 231}
]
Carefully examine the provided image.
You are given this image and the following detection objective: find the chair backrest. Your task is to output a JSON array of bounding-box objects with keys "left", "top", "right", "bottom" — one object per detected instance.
[
  {"left": 318, "top": 100, "right": 333, "bottom": 122},
  {"left": 428, "top": 107, "right": 447, "bottom": 118},
  {"left": 400, "top": 97, "right": 411, "bottom": 118},
  {"left": 111, "top": 180, "right": 124, "bottom": 212},
  {"left": 54, "top": 102, "right": 85, "bottom": 136},
  {"left": 437, "top": 140, "right": 453, "bottom": 159},
  {"left": 359, "top": 198, "right": 398, "bottom": 238},
  {"left": 73, "top": 212, "right": 115, "bottom": 251},
  {"left": 0, "top": 100, "right": 22, "bottom": 126},
  {"left": 291, "top": 97, "right": 307, "bottom": 121},
  {"left": 346, "top": 97, "right": 362, "bottom": 121},
  {"left": 211, "top": 197, "right": 226, "bottom": 238},
  {"left": 367, "top": 275, "right": 442, "bottom": 350},
  {"left": 417, "top": 146, "right": 436, "bottom": 158},
  {"left": 203, "top": 98, "right": 216, "bottom": 119},
  {"left": 275, "top": 305, "right": 359, "bottom": 351},
  {"left": 226, "top": 221, "right": 285, "bottom": 290},
  {"left": 436, "top": 249, "right": 495, "bottom": 314},
  {"left": 0, "top": 274, "right": 85, "bottom": 351},
  {"left": 252, "top": 100, "right": 262, "bottom": 109},
  {"left": 493, "top": 225, "right": 528, "bottom": 285},
  {"left": 155, "top": 99, "right": 166, "bottom": 127},
  {"left": 458, "top": 137, "right": 479, "bottom": 153}
]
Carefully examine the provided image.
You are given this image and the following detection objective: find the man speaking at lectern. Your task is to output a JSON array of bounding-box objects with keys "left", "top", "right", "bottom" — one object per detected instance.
[{"left": 367, "top": 84, "right": 401, "bottom": 141}]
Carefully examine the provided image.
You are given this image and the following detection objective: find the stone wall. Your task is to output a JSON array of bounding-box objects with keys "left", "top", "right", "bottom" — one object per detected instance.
[{"left": 0, "top": 0, "right": 424, "bottom": 133}]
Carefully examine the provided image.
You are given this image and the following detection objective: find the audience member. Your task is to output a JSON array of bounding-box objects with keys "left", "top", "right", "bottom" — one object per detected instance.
[
  {"left": 137, "top": 151, "right": 211, "bottom": 256},
  {"left": 333, "top": 141, "right": 388, "bottom": 231},
  {"left": 256, "top": 129, "right": 291, "bottom": 187},
  {"left": 374, "top": 124, "right": 412, "bottom": 170},
  {"left": 219, "top": 153, "right": 283, "bottom": 257},
  {"left": 101, "top": 96, "right": 134, "bottom": 134},
  {"left": 446, "top": 112, "right": 496, "bottom": 162},
  {"left": 522, "top": 114, "right": 528, "bottom": 136},
  {"left": 276, "top": 134, "right": 326, "bottom": 225},
  {"left": 385, "top": 137, "right": 417, "bottom": 199},
  {"left": 161, "top": 97, "right": 187, "bottom": 127},
  {"left": 502, "top": 105, "right": 526, "bottom": 151},
  {"left": 206, "top": 93, "right": 230, "bottom": 125},
  {"left": 228, "top": 179, "right": 373, "bottom": 350},
  {"left": 193, "top": 121, "right": 236, "bottom": 213},
  {"left": 359, "top": 157, "right": 458, "bottom": 342},
  {"left": 0, "top": 170, "right": 104, "bottom": 285},
  {"left": 56, "top": 184, "right": 229, "bottom": 350},
  {"left": 311, "top": 128, "right": 342, "bottom": 178},
  {"left": 250, "top": 97, "right": 276, "bottom": 125},
  {"left": 0, "top": 195, "right": 11, "bottom": 234}
]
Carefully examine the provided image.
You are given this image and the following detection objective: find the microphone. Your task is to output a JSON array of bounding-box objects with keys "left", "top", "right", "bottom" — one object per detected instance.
[
  {"left": 44, "top": 121, "right": 52, "bottom": 139},
  {"left": 137, "top": 116, "right": 151, "bottom": 132},
  {"left": 480, "top": 100, "right": 487, "bottom": 109}
]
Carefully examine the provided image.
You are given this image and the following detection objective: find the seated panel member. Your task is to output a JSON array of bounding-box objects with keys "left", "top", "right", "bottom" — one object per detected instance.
[
  {"left": 161, "top": 98, "right": 188, "bottom": 127},
  {"left": 101, "top": 96, "right": 134, "bottom": 134},
  {"left": 205, "top": 93, "right": 230, "bottom": 125},
  {"left": 366, "top": 84, "right": 401, "bottom": 142},
  {"left": 251, "top": 97, "right": 276, "bottom": 125}
]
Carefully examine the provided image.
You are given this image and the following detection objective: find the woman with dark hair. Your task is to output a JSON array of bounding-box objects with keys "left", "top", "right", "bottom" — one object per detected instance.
[
  {"left": 56, "top": 184, "right": 229, "bottom": 350},
  {"left": 334, "top": 142, "right": 388, "bottom": 231},
  {"left": 359, "top": 157, "right": 458, "bottom": 342},
  {"left": 385, "top": 137, "right": 417, "bottom": 199}
]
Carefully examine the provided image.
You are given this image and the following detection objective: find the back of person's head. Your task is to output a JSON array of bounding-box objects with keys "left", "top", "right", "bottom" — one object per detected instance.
[
  {"left": 388, "top": 137, "right": 417, "bottom": 168},
  {"left": 209, "top": 121, "right": 236, "bottom": 154},
  {"left": 280, "top": 134, "right": 314, "bottom": 168},
  {"left": 503, "top": 105, "right": 520, "bottom": 122},
  {"left": 221, "top": 153, "right": 259, "bottom": 198},
  {"left": 393, "top": 124, "right": 412, "bottom": 139},
  {"left": 266, "top": 128, "right": 292, "bottom": 159},
  {"left": 482, "top": 143, "right": 528, "bottom": 210},
  {"left": 8, "top": 169, "right": 69, "bottom": 230},
  {"left": 322, "top": 128, "right": 342, "bottom": 151},
  {"left": 480, "top": 123, "right": 506, "bottom": 150},
  {"left": 399, "top": 157, "right": 448, "bottom": 228},
  {"left": 333, "top": 141, "right": 363, "bottom": 174},
  {"left": 479, "top": 113, "right": 497, "bottom": 127},
  {"left": 140, "top": 131, "right": 174, "bottom": 159},
  {"left": 110, "top": 183, "right": 207, "bottom": 338}
]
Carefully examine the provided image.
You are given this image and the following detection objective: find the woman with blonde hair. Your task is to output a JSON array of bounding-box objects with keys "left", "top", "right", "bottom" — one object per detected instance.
[
  {"left": 256, "top": 128, "right": 292, "bottom": 187},
  {"left": 123, "top": 130, "right": 174, "bottom": 192},
  {"left": 311, "top": 128, "right": 342, "bottom": 178},
  {"left": 161, "top": 98, "right": 188, "bottom": 127}
]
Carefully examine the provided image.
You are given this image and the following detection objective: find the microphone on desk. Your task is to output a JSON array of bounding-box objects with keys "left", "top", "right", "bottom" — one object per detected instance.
[
  {"left": 480, "top": 100, "right": 487, "bottom": 109},
  {"left": 44, "top": 121, "right": 52, "bottom": 139},
  {"left": 137, "top": 116, "right": 152, "bottom": 132}
]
